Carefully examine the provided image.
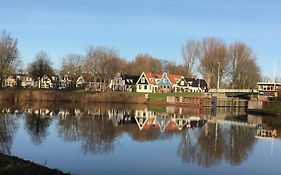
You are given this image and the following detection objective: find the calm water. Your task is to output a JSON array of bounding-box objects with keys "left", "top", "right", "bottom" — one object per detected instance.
[{"left": 1, "top": 102, "right": 281, "bottom": 175}]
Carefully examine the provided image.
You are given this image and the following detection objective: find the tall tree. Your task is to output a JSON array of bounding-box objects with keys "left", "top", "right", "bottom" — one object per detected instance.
[
  {"left": 60, "top": 54, "right": 84, "bottom": 80},
  {"left": 199, "top": 37, "right": 228, "bottom": 88},
  {"left": 0, "top": 30, "right": 19, "bottom": 88},
  {"left": 27, "top": 51, "right": 54, "bottom": 80},
  {"left": 128, "top": 53, "right": 162, "bottom": 75},
  {"left": 83, "top": 46, "right": 126, "bottom": 82},
  {"left": 182, "top": 39, "right": 201, "bottom": 77},
  {"left": 227, "top": 42, "right": 261, "bottom": 88}
]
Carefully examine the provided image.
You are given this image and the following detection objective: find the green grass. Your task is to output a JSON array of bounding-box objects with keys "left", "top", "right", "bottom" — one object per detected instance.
[
  {"left": 147, "top": 92, "right": 201, "bottom": 102},
  {"left": 0, "top": 153, "right": 70, "bottom": 175},
  {"left": 263, "top": 102, "right": 281, "bottom": 113}
]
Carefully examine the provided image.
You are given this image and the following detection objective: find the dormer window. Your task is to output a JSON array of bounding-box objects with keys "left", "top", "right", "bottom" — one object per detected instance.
[
  {"left": 163, "top": 79, "right": 166, "bottom": 83},
  {"left": 141, "top": 77, "right": 145, "bottom": 83}
]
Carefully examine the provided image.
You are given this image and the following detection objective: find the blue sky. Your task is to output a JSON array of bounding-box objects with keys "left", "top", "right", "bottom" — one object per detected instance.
[{"left": 1, "top": 0, "right": 281, "bottom": 78}]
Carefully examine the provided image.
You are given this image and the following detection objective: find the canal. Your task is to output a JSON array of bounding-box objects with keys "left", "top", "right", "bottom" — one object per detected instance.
[{"left": 0, "top": 101, "right": 281, "bottom": 175}]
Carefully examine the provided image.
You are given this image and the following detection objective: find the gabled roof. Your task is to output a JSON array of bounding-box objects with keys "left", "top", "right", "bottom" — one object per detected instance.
[
  {"left": 166, "top": 73, "right": 182, "bottom": 84},
  {"left": 144, "top": 72, "right": 162, "bottom": 85}
]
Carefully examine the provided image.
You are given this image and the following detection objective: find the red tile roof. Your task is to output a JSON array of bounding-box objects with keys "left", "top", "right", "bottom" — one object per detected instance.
[
  {"left": 144, "top": 73, "right": 162, "bottom": 85},
  {"left": 167, "top": 74, "right": 181, "bottom": 84}
]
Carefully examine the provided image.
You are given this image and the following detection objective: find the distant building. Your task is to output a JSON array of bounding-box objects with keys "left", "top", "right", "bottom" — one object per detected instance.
[
  {"left": 4, "top": 75, "right": 17, "bottom": 87},
  {"left": 76, "top": 73, "right": 104, "bottom": 91},
  {"left": 257, "top": 81, "right": 281, "bottom": 96},
  {"left": 109, "top": 73, "right": 139, "bottom": 92}
]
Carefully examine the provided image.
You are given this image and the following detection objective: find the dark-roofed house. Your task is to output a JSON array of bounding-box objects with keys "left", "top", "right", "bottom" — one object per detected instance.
[
  {"left": 109, "top": 72, "right": 139, "bottom": 92},
  {"left": 174, "top": 76, "right": 209, "bottom": 92}
]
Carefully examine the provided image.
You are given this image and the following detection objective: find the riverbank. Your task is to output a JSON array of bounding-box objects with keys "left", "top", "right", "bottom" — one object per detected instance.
[
  {"left": 0, "top": 89, "right": 200, "bottom": 104},
  {"left": 0, "top": 153, "right": 70, "bottom": 175},
  {"left": 0, "top": 89, "right": 147, "bottom": 103},
  {"left": 248, "top": 102, "right": 281, "bottom": 117}
]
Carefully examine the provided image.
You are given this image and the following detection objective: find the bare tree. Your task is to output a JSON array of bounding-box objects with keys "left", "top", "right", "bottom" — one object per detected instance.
[
  {"left": 83, "top": 46, "right": 126, "bottom": 82},
  {"left": 199, "top": 37, "right": 228, "bottom": 88},
  {"left": 27, "top": 51, "right": 54, "bottom": 80},
  {"left": 0, "top": 30, "right": 20, "bottom": 88},
  {"left": 227, "top": 42, "right": 261, "bottom": 88},
  {"left": 182, "top": 39, "right": 201, "bottom": 77},
  {"left": 60, "top": 54, "right": 84, "bottom": 80}
]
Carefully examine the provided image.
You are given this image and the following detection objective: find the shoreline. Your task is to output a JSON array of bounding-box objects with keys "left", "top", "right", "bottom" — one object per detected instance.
[
  {"left": 247, "top": 109, "right": 281, "bottom": 117},
  {"left": 0, "top": 153, "right": 70, "bottom": 175}
]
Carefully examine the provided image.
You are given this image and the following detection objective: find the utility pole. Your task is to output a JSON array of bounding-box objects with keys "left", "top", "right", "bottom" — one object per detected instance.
[{"left": 217, "top": 62, "right": 220, "bottom": 92}]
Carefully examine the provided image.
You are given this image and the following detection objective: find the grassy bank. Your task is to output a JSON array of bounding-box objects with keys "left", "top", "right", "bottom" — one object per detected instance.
[
  {"left": 248, "top": 102, "right": 281, "bottom": 116},
  {"left": 0, "top": 153, "right": 70, "bottom": 175},
  {"left": 263, "top": 102, "right": 281, "bottom": 113},
  {"left": 0, "top": 89, "right": 147, "bottom": 103},
  {"left": 0, "top": 89, "right": 201, "bottom": 103}
]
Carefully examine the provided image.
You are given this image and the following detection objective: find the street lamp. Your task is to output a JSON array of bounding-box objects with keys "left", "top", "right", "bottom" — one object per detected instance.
[{"left": 217, "top": 62, "right": 220, "bottom": 92}]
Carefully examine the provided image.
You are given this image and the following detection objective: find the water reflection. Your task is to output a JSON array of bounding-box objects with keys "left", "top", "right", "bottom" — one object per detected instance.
[
  {"left": 0, "top": 101, "right": 281, "bottom": 169},
  {"left": 0, "top": 113, "right": 19, "bottom": 154},
  {"left": 24, "top": 113, "right": 51, "bottom": 145}
]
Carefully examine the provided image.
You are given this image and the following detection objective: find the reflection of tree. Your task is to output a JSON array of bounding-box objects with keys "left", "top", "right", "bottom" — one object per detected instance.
[
  {"left": 177, "top": 123, "right": 256, "bottom": 167},
  {"left": 0, "top": 114, "right": 18, "bottom": 154},
  {"left": 57, "top": 116, "right": 80, "bottom": 142},
  {"left": 223, "top": 126, "right": 255, "bottom": 165},
  {"left": 24, "top": 114, "right": 51, "bottom": 145},
  {"left": 79, "top": 116, "right": 121, "bottom": 155}
]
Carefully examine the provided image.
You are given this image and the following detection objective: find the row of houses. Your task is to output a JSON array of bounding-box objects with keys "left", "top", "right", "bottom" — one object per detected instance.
[
  {"left": 4, "top": 73, "right": 104, "bottom": 90},
  {"left": 4, "top": 72, "right": 209, "bottom": 93},
  {"left": 110, "top": 72, "right": 209, "bottom": 93}
]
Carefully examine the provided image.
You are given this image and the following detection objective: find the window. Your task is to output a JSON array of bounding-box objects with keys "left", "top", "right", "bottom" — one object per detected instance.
[
  {"left": 163, "top": 78, "right": 166, "bottom": 83},
  {"left": 139, "top": 85, "right": 142, "bottom": 89},
  {"left": 144, "top": 85, "right": 147, "bottom": 90},
  {"left": 141, "top": 77, "right": 145, "bottom": 83},
  {"left": 180, "top": 80, "right": 184, "bottom": 86}
]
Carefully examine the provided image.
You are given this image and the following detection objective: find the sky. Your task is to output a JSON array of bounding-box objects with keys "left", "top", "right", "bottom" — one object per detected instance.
[{"left": 1, "top": 0, "right": 281, "bottom": 79}]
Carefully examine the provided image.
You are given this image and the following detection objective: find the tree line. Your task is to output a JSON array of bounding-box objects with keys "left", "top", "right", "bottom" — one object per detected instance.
[{"left": 0, "top": 30, "right": 261, "bottom": 89}]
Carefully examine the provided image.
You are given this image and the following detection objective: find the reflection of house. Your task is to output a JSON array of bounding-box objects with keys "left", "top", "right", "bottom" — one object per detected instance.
[
  {"left": 134, "top": 108, "right": 158, "bottom": 130},
  {"left": 257, "top": 81, "right": 281, "bottom": 97},
  {"left": 110, "top": 73, "right": 139, "bottom": 92},
  {"left": 174, "top": 77, "right": 209, "bottom": 92},
  {"left": 158, "top": 73, "right": 181, "bottom": 93},
  {"left": 136, "top": 72, "right": 161, "bottom": 93},
  {"left": 108, "top": 109, "right": 134, "bottom": 126}
]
